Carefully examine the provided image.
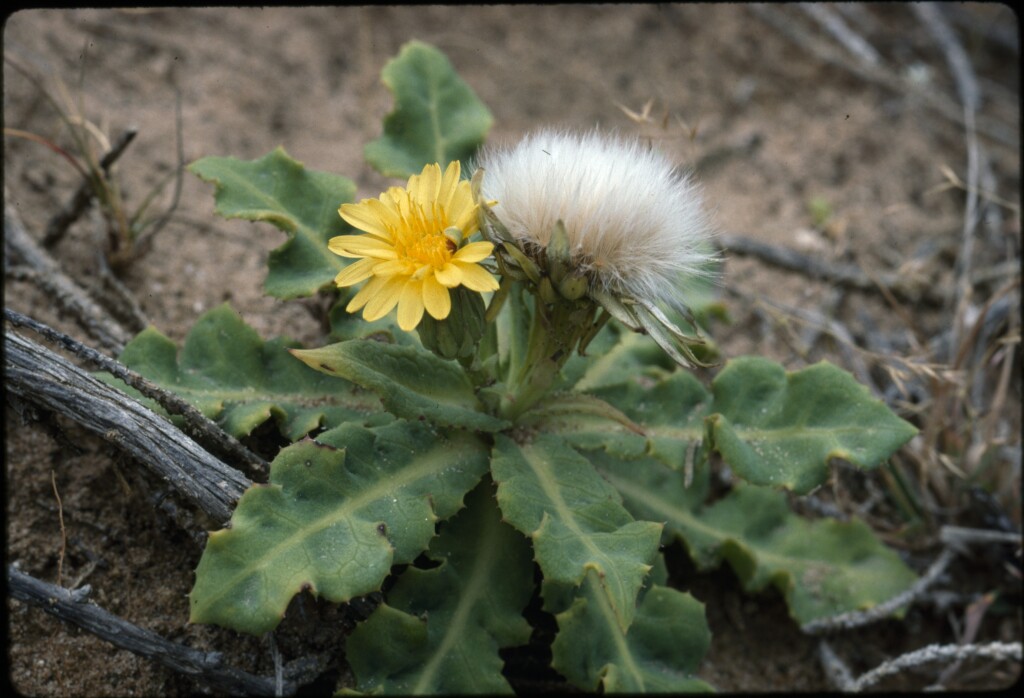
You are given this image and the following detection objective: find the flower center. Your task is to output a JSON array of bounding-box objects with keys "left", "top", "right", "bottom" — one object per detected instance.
[
  {"left": 392, "top": 199, "right": 458, "bottom": 270},
  {"left": 399, "top": 231, "right": 452, "bottom": 268}
]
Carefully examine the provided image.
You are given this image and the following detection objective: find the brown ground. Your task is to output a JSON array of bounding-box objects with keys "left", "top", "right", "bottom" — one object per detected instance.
[{"left": 4, "top": 6, "right": 1020, "bottom": 695}]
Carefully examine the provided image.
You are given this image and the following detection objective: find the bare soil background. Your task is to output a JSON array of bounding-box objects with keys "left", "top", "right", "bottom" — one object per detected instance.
[{"left": 4, "top": 5, "right": 1020, "bottom": 695}]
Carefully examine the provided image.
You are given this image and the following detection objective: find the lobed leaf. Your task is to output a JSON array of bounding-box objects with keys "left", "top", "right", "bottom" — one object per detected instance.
[
  {"left": 189, "top": 147, "right": 352, "bottom": 299},
  {"left": 551, "top": 570, "right": 713, "bottom": 693},
  {"left": 519, "top": 392, "right": 650, "bottom": 460},
  {"left": 346, "top": 482, "right": 534, "bottom": 694},
  {"left": 114, "top": 304, "right": 383, "bottom": 440},
  {"left": 528, "top": 369, "right": 711, "bottom": 470},
  {"left": 189, "top": 420, "right": 490, "bottom": 635},
  {"left": 490, "top": 434, "right": 662, "bottom": 632},
  {"left": 292, "top": 339, "right": 509, "bottom": 432},
  {"left": 695, "top": 483, "right": 918, "bottom": 624},
  {"left": 594, "top": 452, "right": 918, "bottom": 625},
  {"left": 562, "top": 323, "right": 672, "bottom": 392},
  {"left": 364, "top": 40, "right": 493, "bottom": 178},
  {"left": 706, "top": 357, "right": 918, "bottom": 493}
]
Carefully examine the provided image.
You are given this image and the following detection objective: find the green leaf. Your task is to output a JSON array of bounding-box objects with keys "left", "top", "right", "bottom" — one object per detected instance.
[
  {"left": 189, "top": 147, "right": 353, "bottom": 299},
  {"left": 528, "top": 369, "right": 711, "bottom": 470},
  {"left": 706, "top": 357, "right": 918, "bottom": 493},
  {"left": 562, "top": 323, "right": 672, "bottom": 392},
  {"left": 189, "top": 420, "right": 490, "bottom": 635},
  {"left": 114, "top": 304, "right": 383, "bottom": 440},
  {"left": 551, "top": 570, "right": 713, "bottom": 693},
  {"left": 595, "top": 452, "right": 918, "bottom": 625},
  {"left": 328, "top": 292, "right": 422, "bottom": 347},
  {"left": 292, "top": 339, "right": 509, "bottom": 432},
  {"left": 588, "top": 451, "right": 710, "bottom": 548},
  {"left": 520, "top": 392, "right": 650, "bottom": 460},
  {"left": 346, "top": 481, "right": 533, "bottom": 694},
  {"left": 365, "top": 40, "right": 493, "bottom": 178},
  {"left": 490, "top": 434, "right": 662, "bottom": 632},
  {"left": 698, "top": 484, "right": 918, "bottom": 624}
]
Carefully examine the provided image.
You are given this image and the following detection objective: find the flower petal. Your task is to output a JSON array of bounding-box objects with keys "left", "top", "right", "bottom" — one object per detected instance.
[
  {"left": 333, "top": 258, "right": 377, "bottom": 287},
  {"left": 452, "top": 241, "right": 494, "bottom": 264},
  {"left": 454, "top": 261, "right": 500, "bottom": 292},
  {"left": 380, "top": 186, "right": 407, "bottom": 209},
  {"left": 346, "top": 275, "right": 388, "bottom": 313},
  {"left": 410, "top": 163, "right": 441, "bottom": 209},
  {"left": 437, "top": 161, "right": 462, "bottom": 209},
  {"left": 397, "top": 280, "right": 425, "bottom": 331},
  {"left": 361, "top": 198, "right": 401, "bottom": 238},
  {"left": 451, "top": 197, "right": 481, "bottom": 235},
  {"left": 328, "top": 234, "right": 398, "bottom": 260},
  {"left": 372, "top": 259, "right": 414, "bottom": 277},
  {"left": 362, "top": 276, "right": 406, "bottom": 322},
  {"left": 339, "top": 202, "right": 392, "bottom": 239},
  {"left": 422, "top": 276, "right": 452, "bottom": 320},
  {"left": 434, "top": 262, "right": 463, "bottom": 288}
]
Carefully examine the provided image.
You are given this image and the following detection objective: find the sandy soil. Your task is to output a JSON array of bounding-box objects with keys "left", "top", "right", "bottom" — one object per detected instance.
[{"left": 4, "top": 6, "right": 1020, "bottom": 695}]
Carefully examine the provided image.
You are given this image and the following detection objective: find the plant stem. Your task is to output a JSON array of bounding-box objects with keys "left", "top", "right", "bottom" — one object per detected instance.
[{"left": 499, "top": 293, "right": 598, "bottom": 421}]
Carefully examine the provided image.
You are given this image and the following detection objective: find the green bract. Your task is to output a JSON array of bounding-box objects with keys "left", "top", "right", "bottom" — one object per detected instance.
[{"left": 102, "top": 40, "right": 924, "bottom": 694}]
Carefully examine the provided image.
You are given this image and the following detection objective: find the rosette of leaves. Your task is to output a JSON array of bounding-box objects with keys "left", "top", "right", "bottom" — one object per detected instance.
[{"left": 106, "top": 41, "right": 921, "bottom": 694}]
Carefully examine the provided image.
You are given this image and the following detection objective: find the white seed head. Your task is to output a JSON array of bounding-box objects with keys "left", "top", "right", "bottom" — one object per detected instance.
[{"left": 476, "top": 129, "right": 716, "bottom": 308}]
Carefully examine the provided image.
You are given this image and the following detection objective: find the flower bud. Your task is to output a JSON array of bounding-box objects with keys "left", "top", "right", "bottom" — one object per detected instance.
[
  {"left": 417, "top": 285, "right": 487, "bottom": 360},
  {"left": 557, "top": 272, "right": 589, "bottom": 301},
  {"left": 537, "top": 276, "right": 558, "bottom": 305},
  {"left": 546, "top": 220, "right": 572, "bottom": 284}
]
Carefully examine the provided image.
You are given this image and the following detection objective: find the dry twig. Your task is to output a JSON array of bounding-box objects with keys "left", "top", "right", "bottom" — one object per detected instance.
[
  {"left": 50, "top": 471, "right": 67, "bottom": 587},
  {"left": 4, "top": 330, "right": 250, "bottom": 524},
  {"left": 817, "top": 640, "right": 856, "bottom": 691},
  {"left": 802, "top": 548, "right": 957, "bottom": 635},
  {"left": 42, "top": 127, "right": 138, "bottom": 248},
  {"left": 796, "top": 3, "right": 882, "bottom": 68},
  {"left": 940, "top": 525, "right": 1022, "bottom": 549},
  {"left": 915, "top": 3, "right": 984, "bottom": 365},
  {"left": 8, "top": 565, "right": 296, "bottom": 696},
  {"left": 747, "top": 4, "right": 1016, "bottom": 149},
  {"left": 723, "top": 284, "right": 884, "bottom": 398},
  {"left": 5, "top": 198, "right": 132, "bottom": 352},
  {"left": 5, "top": 308, "right": 270, "bottom": 474},
  {"left": 134, "top": 90, "right": 186, "bottom": 255},
  {"left": 847, "top": 642, "right": 1021, "bottom": 692},
  {"left": 718, "top": 232, "right": 947, "bottom": 306},
  {"left": 93, "top": 246, "right": 150, "bottom": 332}
]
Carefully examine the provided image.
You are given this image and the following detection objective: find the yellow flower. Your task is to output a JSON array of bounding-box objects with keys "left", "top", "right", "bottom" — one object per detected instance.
[{"left": 329, "top": 161, "right": 499, "bottom": 331}]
